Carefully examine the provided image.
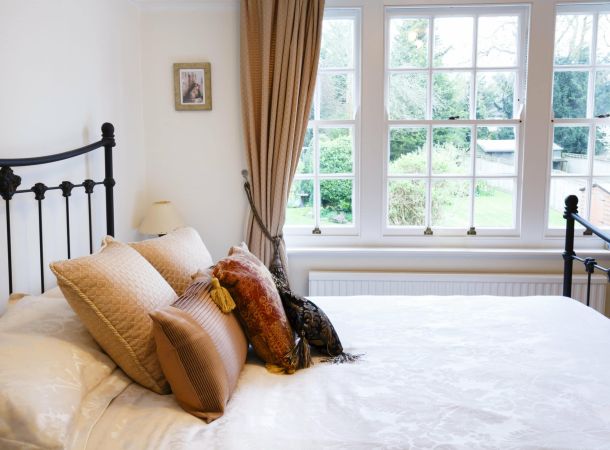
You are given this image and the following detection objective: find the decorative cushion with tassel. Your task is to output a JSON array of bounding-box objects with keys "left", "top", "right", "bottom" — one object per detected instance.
[{"left": 213, "top": 245, "right": 296, "bottom": 374}]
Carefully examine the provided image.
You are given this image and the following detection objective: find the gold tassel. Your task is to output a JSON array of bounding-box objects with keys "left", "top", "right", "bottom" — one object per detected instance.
[
  {"left": 210, "top": 277, "right": 236, "bottom": 313},
  {"left": 265, "top": 363, "right": 289, "bottom": 374}
]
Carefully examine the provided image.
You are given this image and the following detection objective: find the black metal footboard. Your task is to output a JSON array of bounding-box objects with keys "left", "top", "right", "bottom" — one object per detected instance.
[
  {"left": 0, "top": 123, "right": 116, "bottom": 294},
  {"left": 563, "top": 195, "right": 610, "bottom": 306}
]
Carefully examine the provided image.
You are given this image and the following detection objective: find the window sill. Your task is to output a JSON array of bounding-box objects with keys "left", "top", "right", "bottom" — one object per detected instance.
[{"left": 286, "top": 246, "right": 610, "bottom": 258}]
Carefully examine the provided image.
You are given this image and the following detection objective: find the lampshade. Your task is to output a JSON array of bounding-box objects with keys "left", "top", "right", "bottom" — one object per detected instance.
[{"left": 138, "top": 201, "right": 184, "bottom": 235}]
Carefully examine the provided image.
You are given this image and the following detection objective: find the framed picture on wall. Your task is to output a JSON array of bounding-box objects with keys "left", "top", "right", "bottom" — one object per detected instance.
[{"left": 173, "top": 62, "right": 212, "bottom": 110}]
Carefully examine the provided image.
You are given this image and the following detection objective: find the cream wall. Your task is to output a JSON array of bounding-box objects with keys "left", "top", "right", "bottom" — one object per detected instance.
[
  {"left": 0, "top": 0, "right": 147, "bottom": 307},
  {"left": 139, "top": 2, "right": 247, "bottom": 261}
]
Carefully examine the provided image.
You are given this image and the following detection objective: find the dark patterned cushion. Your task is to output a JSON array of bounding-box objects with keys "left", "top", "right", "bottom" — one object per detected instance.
[{"left": 277, "top": 286, "right": 343, "bottom": 356}]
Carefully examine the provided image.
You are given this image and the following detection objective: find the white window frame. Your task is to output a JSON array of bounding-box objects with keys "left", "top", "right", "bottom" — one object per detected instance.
[
  {"left": 383, "top": 5, "right": 529, "bottom": 237},
  {"left": 285, "top": 8, "right": 362, "bottom": 237},
  {"left": 546, "top": 2, "right": 610, "bottom": 236}
]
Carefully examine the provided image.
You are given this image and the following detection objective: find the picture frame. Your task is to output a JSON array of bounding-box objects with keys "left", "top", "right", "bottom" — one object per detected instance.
[{"left": 173, "top": 62, "right": 212, "bottom": 111}]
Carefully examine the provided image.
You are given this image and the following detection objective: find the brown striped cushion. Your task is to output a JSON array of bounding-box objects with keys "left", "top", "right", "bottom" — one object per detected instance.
[{"left": 150, "top": 275, "right": 248, "bottom": 422}]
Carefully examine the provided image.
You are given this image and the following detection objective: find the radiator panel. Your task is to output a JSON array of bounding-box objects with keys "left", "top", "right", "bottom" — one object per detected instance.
[{"left": 308, "top": 272, "right": 607, "bottom": 313}]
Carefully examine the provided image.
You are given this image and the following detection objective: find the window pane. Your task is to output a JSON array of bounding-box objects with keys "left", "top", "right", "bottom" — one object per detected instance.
[
  {"left": 591, "top": 178, "right": 610, "bottom": 228},
  {"left": 296, "top": 128, "right": 313, "bottom": 174},
  {"left": 319, "top": 72, "right": 354, "bottom": 120},
  {"left": 594, "top": 126, "right": 610, "bottom": 176},
  {"left": 476, "top": 71, "right": 515, "bottom": 119},
  {"left": 389, "top": 18, "right": 429, "bottom": 68},
  {"left": 431, "top": 179, "right": 471, "bottom": 227},
  {"left": 433, "top": 17, "right": 474, "bottom": 67},
  {"left": 320, "top": 19, "right": 354, "bottom": 69},
  {"left": 474, "top": 179, "right": 515, "bottom": 228},
  {"left": 432, "top": 127, "right": 471, "bottom": 175},
  {"left": 320, "top": 179, "right": 353, "bottom": 225},
  {"left": 548, "top": 178, "right": 587, "bottom": 228},
  {"left": 285, "top": 179, "right": 314, "bottom": 226},
  {"left": 388, "top": 72, "right": 427, "bottom": 120},
  {"left": 554, "top": 14, "right": 592, "bottom": 65},
  {"left": 476, "top": 126, "right": 516, "bottom": 175},
  {"left": 598, "top": 14, "right": 610, "bottom": 64},
  {"left": 319, "top": 127, "right": 353, "bottom": 174},
  {"left": 432, "top": 71, "right": 470, "bottom": 120},
  {"left": 594, "top": 70, "right": 610, "bottom": 117},
  {"left": 477, "top": 16, "right": 519, "bottom": 68},
  {"left": 552, "top": 71, "right": 588, "bottom": 118},
  {"left": 388, "top": 127, "right": 427, "bottom": 175},
  {"left": 387, "top": 179, "right": 426, "bottom": 226},
  {"left": 552, "top": 126, "right": 590, "bottom": 175}
]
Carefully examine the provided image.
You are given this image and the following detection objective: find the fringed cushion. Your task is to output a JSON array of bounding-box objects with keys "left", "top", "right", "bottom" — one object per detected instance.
[
  {"left": 276, "top": 284, "right": 362, "bottom": 365},
  {"left": 214, "top": 246, "right": 295, "bottom": 373}
]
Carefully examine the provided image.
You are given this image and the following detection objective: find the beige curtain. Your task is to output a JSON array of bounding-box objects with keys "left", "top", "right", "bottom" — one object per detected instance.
[{"left": 240, "top": 0, "right": 325, "bottom": 270}]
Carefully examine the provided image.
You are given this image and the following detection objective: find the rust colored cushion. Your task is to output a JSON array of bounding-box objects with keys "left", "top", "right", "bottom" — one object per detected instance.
[
  {"left": 131, "top": 227, "right": 213, "bottom": 295},
  {"left": 150, "top": 274, "right": 248, "bottom": 422},
  {"left": 50, "top": 237, "right": 177, "bottom": 394},
  {"left": 213, "top": 245, "right": 295, "bottom": 372}
]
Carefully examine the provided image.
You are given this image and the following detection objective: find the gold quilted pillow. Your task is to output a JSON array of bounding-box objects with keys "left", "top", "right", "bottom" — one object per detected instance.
[
  {"left": 130, "top": 227, "right": 213, "bottom": 295},
  {"left": 50, "top": 237, "right": 177, "bottom": 394}
]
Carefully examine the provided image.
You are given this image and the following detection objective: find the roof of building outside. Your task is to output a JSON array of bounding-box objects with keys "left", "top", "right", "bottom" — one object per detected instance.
[{"left": 478, "top": 139, "right": 563, "bottom": 153}]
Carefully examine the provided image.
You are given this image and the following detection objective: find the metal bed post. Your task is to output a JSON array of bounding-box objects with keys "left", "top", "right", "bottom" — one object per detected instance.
[
  {"left": 60, "top": 181, "right": 74, "bottom": 259},
  {"left": 0, "top": 166, "right": 21, "bottom": 295},
  {"left": 102, "top": 123, "right": 116, "bottom": 237},
  {"left": 562, "top": 195, "right": 578, "bottom": 298},
  {"left": 32, "top": 183, "right": 48, "bottom": 293}
]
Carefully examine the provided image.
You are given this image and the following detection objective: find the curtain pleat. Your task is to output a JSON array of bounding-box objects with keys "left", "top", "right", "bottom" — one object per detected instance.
[{"left": 240, "top": 0, "right": 325, "bottom": 274}]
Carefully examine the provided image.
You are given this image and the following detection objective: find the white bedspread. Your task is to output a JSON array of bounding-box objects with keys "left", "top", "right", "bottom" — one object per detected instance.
[{"left": 86, "top": 296, "right": 610, "bottom": 450}]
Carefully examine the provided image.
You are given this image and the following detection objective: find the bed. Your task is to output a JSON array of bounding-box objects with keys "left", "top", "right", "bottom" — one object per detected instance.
[{"left": 1, "top": 124, "right": 610, "bottom": 449}]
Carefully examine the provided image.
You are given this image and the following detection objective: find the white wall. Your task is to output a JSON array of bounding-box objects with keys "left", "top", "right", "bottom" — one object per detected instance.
[
  {"left": 139, "top": 2, "right": 247, "bottom": 262},
  {"left": 0, "top": 0, "right": 147, "bottom": 308}
]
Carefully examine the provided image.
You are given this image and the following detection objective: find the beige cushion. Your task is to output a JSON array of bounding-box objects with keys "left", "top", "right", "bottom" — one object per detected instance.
[
  {"left": 50, "top": 237, "right": 177, "bottom": 394},
  {"left": 131, "top": 227, "right": 214, "bottom": 295},
  {"left": 150, "top": 274, "right": 248, "bottom": 422}
]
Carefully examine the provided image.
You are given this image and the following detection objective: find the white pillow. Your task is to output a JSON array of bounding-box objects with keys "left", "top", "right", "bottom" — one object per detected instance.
[{"left": 0, "top": 294, "right": 130, "bottom": 449}]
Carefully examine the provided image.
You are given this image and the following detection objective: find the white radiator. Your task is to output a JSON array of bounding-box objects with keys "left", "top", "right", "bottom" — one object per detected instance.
[{"left": 308, "top": 272, "right": 607, "bottom": 313}]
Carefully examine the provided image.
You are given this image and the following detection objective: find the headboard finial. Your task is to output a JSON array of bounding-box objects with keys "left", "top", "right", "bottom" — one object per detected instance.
[
  {"left": 0, "top": 166, "right": 22, "bottom": 201},
  {"left": 564, "top": 195, "right": 579, "bottom": 217},
  {"left": 101, "top": 123, "right": 115, "bottom": 143}
]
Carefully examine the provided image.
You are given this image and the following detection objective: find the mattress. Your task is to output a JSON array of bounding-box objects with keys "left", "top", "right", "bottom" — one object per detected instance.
[{"left": 84, "top": 295, "right": 610, "bottom": 450}]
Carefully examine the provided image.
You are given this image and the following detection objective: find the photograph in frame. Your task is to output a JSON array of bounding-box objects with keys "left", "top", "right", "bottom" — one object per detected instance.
[{"left": 174, "top": 62, "right": 212, "bottom": 110}]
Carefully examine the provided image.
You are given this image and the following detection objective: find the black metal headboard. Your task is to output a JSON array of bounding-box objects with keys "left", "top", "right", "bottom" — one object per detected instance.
[
  {"left": 563, "top": 194, "right": 610, "bottom": 307},
  {"left": 0, "top": 122, "right": 116, "bottom": 294}
]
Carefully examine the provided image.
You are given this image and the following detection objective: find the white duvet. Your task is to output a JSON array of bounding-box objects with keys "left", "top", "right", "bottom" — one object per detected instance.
[{"left": 82, "top": 295, "right": 610, "bottom": 450}]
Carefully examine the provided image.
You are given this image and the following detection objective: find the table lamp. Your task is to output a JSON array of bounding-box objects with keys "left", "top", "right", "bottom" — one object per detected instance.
[{"left": 138, "top": 200, "right": 184, "bottom": 236}]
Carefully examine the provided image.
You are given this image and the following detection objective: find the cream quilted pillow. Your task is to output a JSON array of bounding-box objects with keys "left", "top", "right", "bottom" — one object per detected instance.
[
  {"left": 130, "top": 227, "right": 213, "bottom": 295},
  {"left": 50, "top": 237, "right": 177, "bottom": 394}
]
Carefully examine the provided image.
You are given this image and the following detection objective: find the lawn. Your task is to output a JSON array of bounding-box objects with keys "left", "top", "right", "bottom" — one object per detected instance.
[
  {"left": 286, "top": 206, "right": 314, "bottom": 226},
  {"left": 285, "top": 206, "right": 354, "bottom": 226}
]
